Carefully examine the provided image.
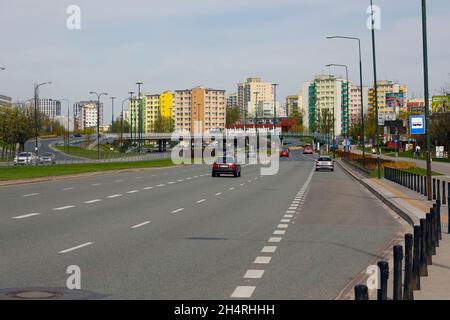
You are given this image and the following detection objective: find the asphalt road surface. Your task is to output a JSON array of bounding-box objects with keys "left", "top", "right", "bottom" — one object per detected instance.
[{"left": 0, "top": 151, "right": 401, "bottom": 299}]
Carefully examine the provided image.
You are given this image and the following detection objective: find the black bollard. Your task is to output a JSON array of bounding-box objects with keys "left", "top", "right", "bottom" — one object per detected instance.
[
  {"left": 436, "top": 200, "right": 442, "bottom": 241},
  {"left": 443, "top": 181, "right": 446, "bottom": 205},
  {"left": 420, "top": 218, "right": 428, "bottom": 276},
  {"left": 412, "top": 225, "right": 421, "bottom": 290},
  {"left": 354, "top": 284, "right": 369, "bottom": 300},
  {"left": 426, "top": 213, "right": 434, "bottom": 260},
  {"left": 404, "top": 234, "right": 414, "bottom": 300},
  {"left": 437, "top": 180, "right": 441, "bottom": 202},
  {"left": 433, "top": 178, "right": 436, "bottom": 200},
  {"left": 424, "top": 176, "right": 428, "bottom": 197},
  {"left": 431, "top": 206, "right": 439, "bottom": 249},
  {"left": 393, "top": 245, "right": 404, "bottom": 300},
  {"left": 377, "top": 261, "right": 389, "bottom": 300}
]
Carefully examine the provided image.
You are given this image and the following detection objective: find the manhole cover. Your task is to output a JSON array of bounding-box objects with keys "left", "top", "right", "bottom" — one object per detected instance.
[{"left": 9, "top": 290, "right": 63, "bottom": 299}]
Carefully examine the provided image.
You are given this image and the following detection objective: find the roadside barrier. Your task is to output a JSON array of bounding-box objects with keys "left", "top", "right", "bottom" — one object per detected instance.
[{"left": 354, "top": 200, "right": 444, "bottom": 300}]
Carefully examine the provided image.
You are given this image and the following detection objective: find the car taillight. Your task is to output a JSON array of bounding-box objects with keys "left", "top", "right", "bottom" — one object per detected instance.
[
  {"left": 229, "top": 164, "right": 237, "bottom": 169},
  {"left": 213, "top": 163, "right": 219, "bottom": 168}
]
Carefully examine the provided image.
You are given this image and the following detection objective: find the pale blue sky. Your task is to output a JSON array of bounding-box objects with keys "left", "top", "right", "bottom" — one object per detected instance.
[{"left": 0, "top": 0, "right": 449, "bottom": 121}]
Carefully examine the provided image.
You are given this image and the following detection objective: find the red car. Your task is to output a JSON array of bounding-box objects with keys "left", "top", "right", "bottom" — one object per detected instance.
[
  {"left": 303, "top": 144, "right": 314, "bottom": 154},
  {"left": 280, "top": 148, "right": 290, "bottom": 157}
]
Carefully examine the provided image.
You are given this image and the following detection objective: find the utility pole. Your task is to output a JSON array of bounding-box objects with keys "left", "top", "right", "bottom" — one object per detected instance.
[
  {"left": 89, "top": 91, "right": 108, "bottom": 160},
  {"left": 136, "top": 82, "right": 143, "bottom": 153},
  {"left": 422, "top": 0, "right": 432, "bottom": 200},
  {"left": 128, "top": 91, "right": 135, "bottom": 148},
  {"left": 370, "top": 0, "right": 381, "bottom": 179},
  {"left": 272, "top": 83, "right": 279, "bottom": 133},
  {"left": 110, "top": 96, "right": 116, "bottom": 133}
]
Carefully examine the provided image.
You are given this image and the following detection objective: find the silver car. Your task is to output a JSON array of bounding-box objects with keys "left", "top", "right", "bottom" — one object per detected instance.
[
  {"left": 39, "top": 152, "right": 56, "bottom": 165},
  {"left": 315, "top": 156, "right": 334, "bottom": 172},
  {"left": 14, "top": 152, "right": 37, "bottom": 166}
]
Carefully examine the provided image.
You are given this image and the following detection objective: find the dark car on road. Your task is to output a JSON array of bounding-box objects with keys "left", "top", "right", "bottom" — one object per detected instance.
[{"left": 212, "top": 156, "right": 241, "bottom": 177}]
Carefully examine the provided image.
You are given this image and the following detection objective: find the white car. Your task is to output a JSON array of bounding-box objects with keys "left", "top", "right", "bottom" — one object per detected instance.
[{"left": 14, "top": 152, "right": 37, "bottom": 166}]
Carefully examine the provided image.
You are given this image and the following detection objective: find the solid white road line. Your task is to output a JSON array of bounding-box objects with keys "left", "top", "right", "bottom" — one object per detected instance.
[
  {"left": 254, "top": 256, "right": 272, "bottom": 264},
  {"left": 196, "top": 199, "right": 206, "bottom": 203},
  {"left": 268, "top": 237, "right": 282, "bottom": 243},
  {"left": 231, "top": 286, "right": 256, "bottom": 298},
  {"left": 244, "top": 270, "right": 265, "bottom": 279},
  {"left": 273, "top": 230, "right": 286, "bottom": 235},
  {"left": 261, "top": 246, "right": 277, "bottom": 253},
  {"left": 13, "top": 213, "right": 41, "bottom": 219},
  {"left": 127, "top": 190, "right": 139, "bottom": 194},
  {"left": 58, "top": 242, "right": 94, "bottom": 254},
  {"left": 23, "top": 193, "right": 39, "bottom": 197},
  {"left": 131, "top": 221, "right": 151, "bottom": 229},
  {"left": 84, "top": 199, "right": 101, "bottom": 204},
  {"left": 172, "top": 208, "right": 184, "bottom": 214},
  {"left": 53, "top": 205, "right": 75, "bottom": 211},
  {"left": 107, "top": 194, "right": 122, "bottom": 198}
]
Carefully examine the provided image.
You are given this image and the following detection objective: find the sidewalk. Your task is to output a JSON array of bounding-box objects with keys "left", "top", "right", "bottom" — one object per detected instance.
[
  {"left": 351, "top": 148, "right": 450, "bottom": 176},
  {"left": 339, "top": 159, "right": 450, "bottom": 300}
]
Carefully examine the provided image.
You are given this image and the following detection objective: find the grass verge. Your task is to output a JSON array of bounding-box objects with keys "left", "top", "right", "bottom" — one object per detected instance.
[{"left": 0, "top": 159, "right": 174, "bottom": 181}]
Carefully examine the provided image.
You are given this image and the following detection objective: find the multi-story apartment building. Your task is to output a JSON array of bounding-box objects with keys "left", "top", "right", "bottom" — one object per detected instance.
[
  {"left": 237, "top": 77, "right": 274, "bottom": 119},
  {"left": 174, "top": 87, "right": 226, "bottom": 134},
  {"left": 368, "top": 80, "right": 408, "bottom": 124},
  {"left": 33, "top": 98, "right": 61, "bottom": 119},
  {"left": 226, "top": 93, "right": 238, "bottom": 109},
  {"left": 407, "top": 98, "right": 425, "bottom": 115},
  {"left": 301, "top": 75, "right": 348, "bottom": 136},
  {"left": 285, "top": 95, "right": 299, "bottom": 117},
  {"left": 349, "top": 85, "right": 370, "bottom": 127},
  {"left": 160, "top": 91, "right": 174, "bottom": 118},
  {"left": 73, "top": 101, "right": 103, "bottom": 131},
  {"left": 0, "top": 94, "right": 12, "bottom": 107}
]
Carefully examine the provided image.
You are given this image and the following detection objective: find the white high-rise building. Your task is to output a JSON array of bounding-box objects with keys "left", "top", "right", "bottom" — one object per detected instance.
[
  {"left": 73, "top": 101, "right": 103, "bottom": 130},
  {"left": 34, "top": 98, "right": 61, "bottom": 118}
]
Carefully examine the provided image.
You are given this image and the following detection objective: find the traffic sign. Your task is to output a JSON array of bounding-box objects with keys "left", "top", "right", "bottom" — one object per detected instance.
[{"left": 410, "top": 115, "right": 425, "bottom": 135}]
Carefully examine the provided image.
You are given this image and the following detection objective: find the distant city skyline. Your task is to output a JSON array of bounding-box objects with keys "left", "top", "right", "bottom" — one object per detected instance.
[{"left": 1, "top": 0, "right": 449, "bottom": 123}]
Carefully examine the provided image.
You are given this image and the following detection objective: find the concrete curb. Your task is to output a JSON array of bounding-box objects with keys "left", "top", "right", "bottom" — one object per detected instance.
[{"left": 337, "top": 159, "right": 415, "bottom": 226}]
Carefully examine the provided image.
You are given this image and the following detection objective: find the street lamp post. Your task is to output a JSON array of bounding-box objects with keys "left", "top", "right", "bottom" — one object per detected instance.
[
  {"left": 421, "top": 0, "right": 432, "bottom": 200},
  {"left": 272, "top": 83, "right": 279, "bottom": 133},
  {"left": 120, "top": 97, "right": 130, "bottom": 151},
  {"left": 128, "top": 91, "right": 135, "bottom": 147},
  {"left": 110, "top": 96, "right": 116, "bottom": 133},
  {"left": 369, "top": 0, "right": 381, "bottom": 179},
  {"left": 34, "top": 82, "right": 52, "bottom": 160},
  {"left": 89, "top": 91, "right": 108, "bottom": 160},
  {"left": 0, "top": 67, "right": 5, "bottom": 71},
  {"left": 254, "top": 92, "right": 259, "bottom": 150},
  {"left": 326, "top": 64, "right": 349, "bottom": 153},
  {"left": 326, "top": 35, "right": 365, "bottom": 159},
  {"left": 136, "top": 82, "right": 143, "bottom": 153}
]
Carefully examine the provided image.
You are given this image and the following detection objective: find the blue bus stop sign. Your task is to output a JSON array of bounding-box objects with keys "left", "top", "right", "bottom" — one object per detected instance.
[{"left": 410, "top": 115, "right": 425, "bottom": 135}]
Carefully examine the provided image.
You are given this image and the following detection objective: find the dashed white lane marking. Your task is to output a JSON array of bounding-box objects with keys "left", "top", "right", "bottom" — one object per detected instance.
[
  {"left": 286, "top": 210, "right": 296, "bottom": 214},
  {"left": 156, "top": 184, "right": 166, "bottom": 187},
  {"left": 273, "top": 230, "right": 286, "bottom": 235},
  {"left": 193, "top": 176, "right": 199, "bottom": 178},
  {"left": 284, "top": 214, "right": 294, "bottom": 218},
  {"left": 91, "top": 183, "right": 102, "bottom": 186},
  {"left": 247, "top": 180, "right": 252, "bottom": 183},
  {"left": 268, "top": 237, "right": 282, "bottom": 243},
  {"left": 280, "top": 219, "right": 291, "bottom": 223},
  {"left": 168, "top": 182, "right": 175, "bottom": 184},
  {"left": 231, "top": 286, "right": 256, "bottom": 298},
  {"left": 240, "top": 183, "right": 245, "bottom": 186},
  {"left": 143, "top": 187, "right": 153, "bottom": 190},
  {"left": 53, "top": 205, "right": 75, "bottom": 211},
  {"left": 244, "top": 270, "right": 265, "bottom": 279},
  {"left": 84, "top": 199, "right": 102, "bottom": 204},
  {"left": 215, "top": 192, "right": 223, "bottom": 196},
  {"left": 62, "top": 187, "right": 74, "bottom": 191},
  {"left": 196, "top": 199, "right": 206, "bottom": 204},
  {"left": 229, "top": 187, "right": 235, "bottom": 190},
  {"left": 186, "top": 177, "right": 192, "bottom": 180},
  {"left": 58, "top": 242, "right": 94, "bottom": 254},
  {"left": 23, "top": 193, "right": 39, "bottom": 197},
  {"left": 261, "top": 246, "right": 277, "bottom": 253},
  {"left": 131, "top": 221, "right": 151, "bottom": 229},
  {"left": 107, "top": 194, "right": 122, "bottom": 198},
  {"left": 277, "top": 224, "right": 289, "bottom": 229},
  {"left": 254, "top": 256, "right": 272, "bottom": 264},
  {"left": 177, "top": 179, "right": 184, "bottom": 182},
  {"left": 288, "top": 206, "right": 297, "bottom": 210},
  {"left": 13, "top": 213, "right": 41, "bottom": 219},
  {"left": 127, "top": 190, "right": 139, "bottom": 194},
  {"left": 172, "top": 208, "right": 184, "bottom": 214}
]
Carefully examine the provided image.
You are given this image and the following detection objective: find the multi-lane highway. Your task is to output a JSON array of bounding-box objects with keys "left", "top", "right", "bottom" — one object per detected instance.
[{"left": 0, "top": 151, "right": 402, "bottom": 299}]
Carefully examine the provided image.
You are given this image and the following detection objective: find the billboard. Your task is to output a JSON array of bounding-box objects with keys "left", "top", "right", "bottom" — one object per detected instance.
[
  {"left": 431, "top": 95, "right": 450, "bottom": 113},
  {"left": 386, "top": 92, "right": 405, "bottom": 111}
]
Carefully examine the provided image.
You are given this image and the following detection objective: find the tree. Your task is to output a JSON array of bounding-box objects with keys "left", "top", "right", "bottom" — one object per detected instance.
[
  {"left": 226, "top": 106, "right": 240, "bottom": 125},
  {"left": 430, "top": 112, "right": 450, "bottom": 156},
  {"left": 153, "top": 116, "right": 174, "bottom": 133},
  {"left": 288, "top": 108, "right": 304, "bottom": 132},
  {"left": 111, "top": 118, "right": 130, "bottom": 134}
]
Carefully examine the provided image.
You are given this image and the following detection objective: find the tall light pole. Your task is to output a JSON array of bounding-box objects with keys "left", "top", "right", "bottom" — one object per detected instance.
[
  {"left": 89, "top": 91, "right": 108, "bottom": 159},
  {"left": 128, "top": 91, "right": 135, "bottom": 147},
  {"left": 272, "top": 83, "right": 279, "bottom": 133},
  {"left": 326, "top": 64, "right": 350, "bottom": 152},
  {"left": 136, "top": 82, "right": 143, "bottom": 153},
  {"left": 34, "top": 82, "right": 52, "bottom": 159},
  {"left": 110, "top": 96, "right": 116, "bottom": 133},
  {"left": 120, "top": 96, "right": 130, "bottom": 151},
  {"left": 326, "top": 35, "right": 365, "bottom": 159},
  {"left": 0, "top": 67, "right": 5, "bottom": 71},
  {"left": 422, "top": 0, "right": 432, "bottom": 200},
  {"left": 369, "top": 0, "right": 381, "bottom": 179}
]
